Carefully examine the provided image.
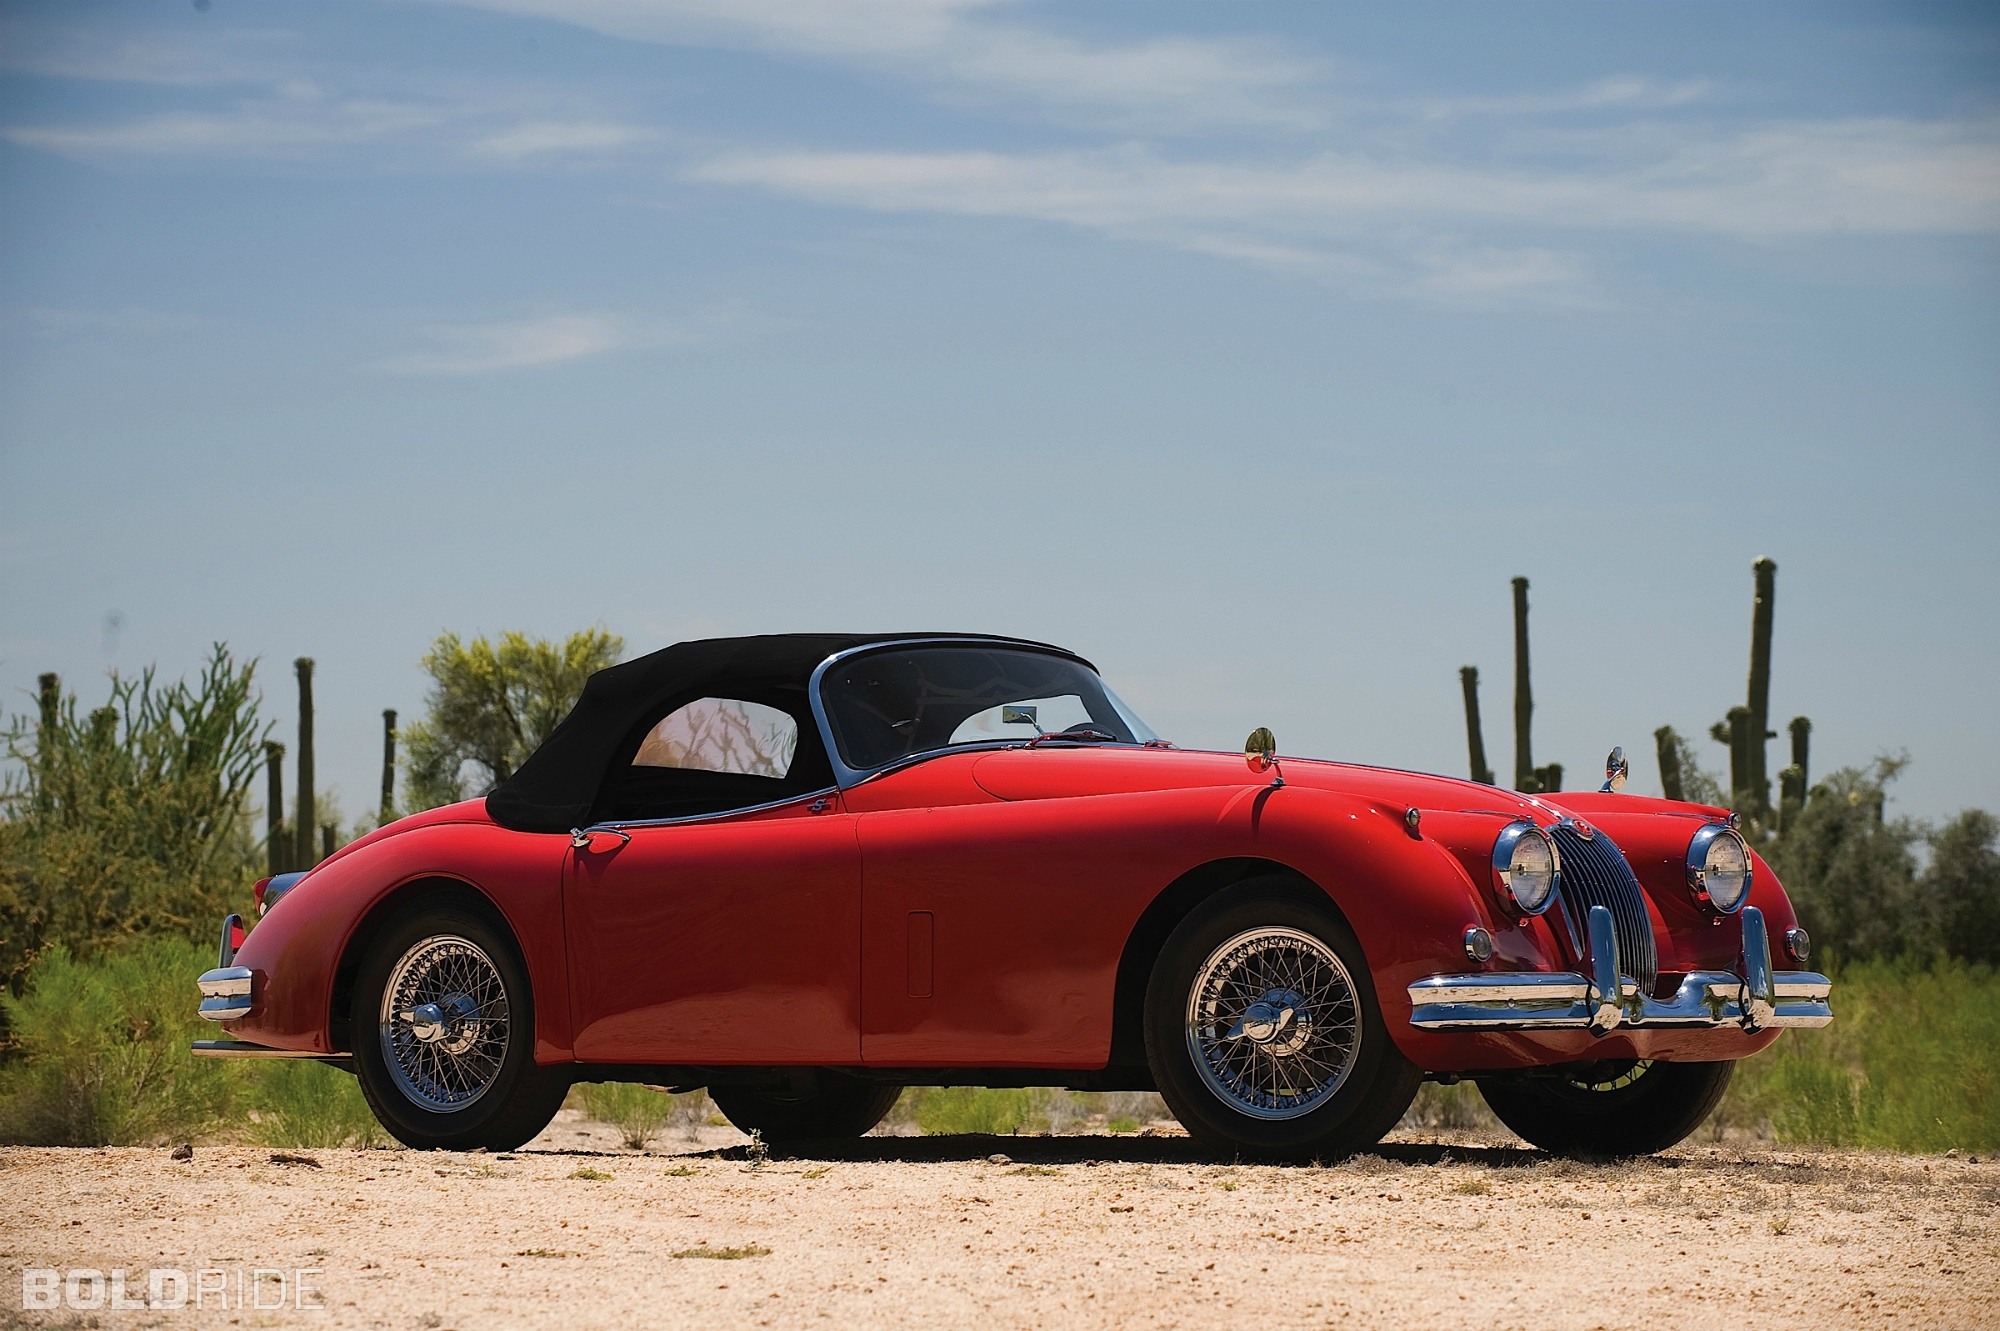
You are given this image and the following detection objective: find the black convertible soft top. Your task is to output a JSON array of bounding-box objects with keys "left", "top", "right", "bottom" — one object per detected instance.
[{"left": 483, "top": 632, "right": 1074, "bottom": 833}]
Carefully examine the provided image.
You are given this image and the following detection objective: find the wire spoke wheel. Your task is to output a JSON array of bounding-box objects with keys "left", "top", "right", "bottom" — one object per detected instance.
[
  {"left": 379, "top": 935, "right": 511, "bottom": 1112},
  {"left": 1185, "top": 926, "right": 1362, "bottom": 1120}
]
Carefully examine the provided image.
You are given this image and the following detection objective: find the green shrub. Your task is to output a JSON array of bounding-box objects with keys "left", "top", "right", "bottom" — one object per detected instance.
[
  {"left": 0, "top": 649, "right": 267, "bottom": 992},
  {"left": 578, "top": 1081, "right": 678, "bottom": 1149},
  {"left": 913, "top": 1087, "right": 1044, "bottom": 1136},
  {"left": 1724, "top": 958, "right": 1999, "bottom": 1151},
  {"left": 0, "top": 939, "right": 237, "bottom": 1145},
  {"left": 245, "top": 1060, "right": 383, "bottom": 1149}
]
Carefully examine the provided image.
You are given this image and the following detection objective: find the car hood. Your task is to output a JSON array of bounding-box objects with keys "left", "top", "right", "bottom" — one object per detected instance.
[{"left": 970, "top": 745, "right": 1550, "bottom": 817}]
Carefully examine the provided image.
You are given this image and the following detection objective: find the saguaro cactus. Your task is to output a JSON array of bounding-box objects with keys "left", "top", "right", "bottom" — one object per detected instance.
[
  {"left": 295, "top": 658, "right": 316, "bottom": 870},
  {"left": 1655, "top": 725, "right": 1685, "bottom": 802},
  {"left": 34, "top": 673, "right": 59, "bottom": 818},
  {"left": 1745, "top": 557, "right": 1777, "bottom": 819},
  {"left": 380, "top": 708, "right": 398, "bottom": 823},
  {"left": 264, "top": 740, "right": 288, "bottom": 876},
  {"left": 1723, "top": 705, "right": 1753, "bottom": 813},
  {"left": 1512, "top": 577, "right": 1535, "bottom": 792},
  {"left": 1459, "top": 666, "right": 1495, "bottom": 785},
  {"left": 1777, "top": 716, "right": 1812, "bottom": 830}
]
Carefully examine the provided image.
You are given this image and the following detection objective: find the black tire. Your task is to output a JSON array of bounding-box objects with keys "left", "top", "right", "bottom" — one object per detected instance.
[
  {"left": 352, "top": 895, "right": 570, "bottom": 1151},
  {"left": 1477, "top": 1059, "right": 1734, "bottom": 1157},
  {"left": 1143, "top": 880, "right": 1422, "bottom": 1163},
  {"left": 710, "top": 1071, "right": 902, "bottom": 1143}
]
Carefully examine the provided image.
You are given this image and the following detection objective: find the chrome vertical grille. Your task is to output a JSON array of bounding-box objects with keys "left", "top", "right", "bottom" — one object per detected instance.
[{"left": 1551, "top": 823, "right": 1657, "bottom": 990}]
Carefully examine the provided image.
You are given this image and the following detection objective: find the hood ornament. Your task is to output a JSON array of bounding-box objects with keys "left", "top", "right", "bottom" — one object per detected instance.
[{"left": 1601, "top": 746, "right": 1629, "bottom": 793}]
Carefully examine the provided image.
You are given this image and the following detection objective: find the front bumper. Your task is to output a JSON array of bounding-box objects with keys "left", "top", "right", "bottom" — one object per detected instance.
[{"left": 1408, "top": 905, "right": 1831, "bottom": 1034}]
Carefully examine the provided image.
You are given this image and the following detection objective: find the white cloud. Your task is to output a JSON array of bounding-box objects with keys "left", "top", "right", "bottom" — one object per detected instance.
[
  {"left": 470, "top": 120, "right": 657, "bottom": 159},
  {"left": 693, "top": 117, "right": 2000, "bottom": 241},
  {"left": 4, "top": 100, "right": 458, "bottom": 157},
  {"left": 1414, "top": 76, "right": 1715, "bottom": 122},
  {"left": 384, "top": 315, "right": 634, "bottom": 374},
  {"left": 383, "top": 307, "right": 772, "bottom": 374},
  {"left": 442, "top": 0, "right": 1322, "bottom": 130}
]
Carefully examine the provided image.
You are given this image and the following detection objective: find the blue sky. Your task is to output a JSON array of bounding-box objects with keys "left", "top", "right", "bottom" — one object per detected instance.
[{"left": 1, "top": 0, "right": 1996, "bottom": 827}]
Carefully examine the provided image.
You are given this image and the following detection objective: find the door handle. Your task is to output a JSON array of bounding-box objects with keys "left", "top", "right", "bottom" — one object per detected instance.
[{"left": 570, "top": 826, "right": 632, "bottom": 852}]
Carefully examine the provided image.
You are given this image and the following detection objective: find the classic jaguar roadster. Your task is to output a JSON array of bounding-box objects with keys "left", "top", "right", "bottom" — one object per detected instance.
[{"left": 194, "top": 633, "right": 1831, "bottom": 1160}]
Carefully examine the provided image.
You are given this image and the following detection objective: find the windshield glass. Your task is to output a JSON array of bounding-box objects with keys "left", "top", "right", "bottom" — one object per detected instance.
[{"left": 819, "top": 645, "right": 1158, "bottom": 771}]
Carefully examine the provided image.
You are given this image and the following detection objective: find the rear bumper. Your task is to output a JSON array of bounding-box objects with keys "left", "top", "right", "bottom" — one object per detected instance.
[
  {"left": 1408, "top": 905, "right": 1832, "bottom": 1034},
  {"left": 191, "top": 1039, "right": 351, "bottom": 1066}
]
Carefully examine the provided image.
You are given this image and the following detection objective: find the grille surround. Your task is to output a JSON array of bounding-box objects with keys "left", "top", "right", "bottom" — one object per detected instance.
[{"left": 1551, "top": 823, "right": 1658, "bottom": 991}]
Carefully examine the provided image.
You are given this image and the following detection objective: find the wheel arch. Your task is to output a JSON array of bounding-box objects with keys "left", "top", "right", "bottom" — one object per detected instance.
[
  {"left": 328, "top": 875, "right": 517, "bottom": 1053},
  {"left": 1106, "top": 856, "right": 1351, "bottom": 1071}
]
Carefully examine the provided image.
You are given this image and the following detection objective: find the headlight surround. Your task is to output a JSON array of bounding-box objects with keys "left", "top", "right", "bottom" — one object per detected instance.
[
  {"left": 1686, "top": 824, "right": 1753, "bottom": 914},
  {"left": 1492, "top": 821, "right": 1559, "bottom": 915}
]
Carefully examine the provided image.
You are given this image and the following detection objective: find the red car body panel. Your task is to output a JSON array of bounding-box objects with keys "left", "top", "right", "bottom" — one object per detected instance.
[{"left": 221, "top": 743, "right": 1794, "bottom": 1075}]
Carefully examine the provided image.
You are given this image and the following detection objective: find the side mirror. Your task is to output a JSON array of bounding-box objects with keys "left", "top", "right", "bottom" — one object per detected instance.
[
  {"left": 1245, "top": 728, "right": 1284, "bottom": 786},
  {"left": 1602, "top": 746, "right": 1629, "bottom": 793}
]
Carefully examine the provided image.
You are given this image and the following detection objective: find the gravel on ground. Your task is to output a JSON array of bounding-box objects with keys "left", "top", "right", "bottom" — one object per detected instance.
[{"left": 6, "top": 1115, "right": 1996, "bottom": 1330}]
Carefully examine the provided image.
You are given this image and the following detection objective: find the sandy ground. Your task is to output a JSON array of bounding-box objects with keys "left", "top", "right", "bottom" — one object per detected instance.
[{"left": 6, "top": 1112, "right": 1998, "bottom": 1330}]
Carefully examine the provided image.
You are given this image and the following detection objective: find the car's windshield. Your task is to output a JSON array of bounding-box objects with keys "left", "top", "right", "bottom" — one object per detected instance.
[{"left": 819, "top": 645, "right": 1158, "bottom": 772}]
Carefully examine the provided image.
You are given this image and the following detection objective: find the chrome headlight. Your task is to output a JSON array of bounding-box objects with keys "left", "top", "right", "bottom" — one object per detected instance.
[
  {"left": 1687, "top": 824, "right": 1752, "bottom": 913},
  {"left": 1492, "top": 821, "right": 1559, "bottom": 915}
]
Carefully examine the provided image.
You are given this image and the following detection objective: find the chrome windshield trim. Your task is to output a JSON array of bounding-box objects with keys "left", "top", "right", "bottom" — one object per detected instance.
[{"left": 805, "top": 636, "right": 1100, "bottom": 790}]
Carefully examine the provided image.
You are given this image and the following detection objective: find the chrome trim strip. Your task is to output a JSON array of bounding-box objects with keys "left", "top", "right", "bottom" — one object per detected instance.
[
  {"left": 190, "top": 1040, "right": 348, "bottom": 1061},
  {"left": 589, "top": 787, "right": 840, "bottom": 833},
  {"left": 217, "top": 912, "right": 242, "bottom": 968},
  {"left": 805, "top": 636, "right": 1098, "bottom": 790}
]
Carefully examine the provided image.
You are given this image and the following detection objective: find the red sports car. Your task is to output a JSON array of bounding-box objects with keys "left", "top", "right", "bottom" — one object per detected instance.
[{"left": 195, "top": 634, "right": 1830, "bottom": 1160}]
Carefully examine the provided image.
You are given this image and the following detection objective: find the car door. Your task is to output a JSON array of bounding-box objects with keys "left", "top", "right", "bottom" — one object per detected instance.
[
  {"left": 562, "top": 688, "right": 863, "bottom": 1066},
  {"left": 564, "top": 795, "right": 861, "bottom": 1065},
  {"left": 848, "top": 751, "right": 1209, "bottom": 1069}
]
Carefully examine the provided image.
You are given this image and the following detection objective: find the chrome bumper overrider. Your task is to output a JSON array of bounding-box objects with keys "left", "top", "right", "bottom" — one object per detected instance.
[
  {"left": 1408, "top": 905, "right": 1832, "bottom": 1034},
  {"left": 196, "top": 965, "right": 253, "bottom": 1021}
]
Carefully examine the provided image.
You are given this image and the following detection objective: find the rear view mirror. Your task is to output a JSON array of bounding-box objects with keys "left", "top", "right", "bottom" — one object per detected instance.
[
  {"left": 1245, "top": 727, "right": 1277, "bottom": 772},
  {"left": 1002, "top": 706, "right": 1039, "bottom": 727}
]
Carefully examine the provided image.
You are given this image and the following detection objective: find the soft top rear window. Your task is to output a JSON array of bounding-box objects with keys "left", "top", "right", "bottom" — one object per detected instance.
[{"left": 819, "top": 646, "right": 1155, "bottom": 771}]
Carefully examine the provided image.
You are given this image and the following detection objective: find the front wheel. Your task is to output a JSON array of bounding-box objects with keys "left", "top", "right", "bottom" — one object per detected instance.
[
  {"left": 352, "top": 896, "right": 570, "bottom": 1151},
  {"left": 1143, "top": 882, "right": 1421, "bottom": 1163},
  {"left": 710, "top": 1071, "right": 902, "bottom": 1142},
  {"left": 1477, "top": 1059, "right": 1734, "bottom": 1157}
]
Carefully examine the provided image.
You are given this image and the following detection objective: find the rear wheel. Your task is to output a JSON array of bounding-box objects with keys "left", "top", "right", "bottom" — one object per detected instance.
[
  {"left": 1477, "top": 1059, "right": 1734, "bottom": 1156},
  {"left": 352, "top": 897, "right": 569, "bottom": 1151},
  {"left": 1143, "top": 881, "right": 1421, "bottom": 1163},
  {"left": 710, "top": 1071, "right": 902, "bottom": 1143}
]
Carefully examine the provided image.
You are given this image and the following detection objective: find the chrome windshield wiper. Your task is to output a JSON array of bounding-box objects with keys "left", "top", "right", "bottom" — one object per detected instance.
[{"left": 1024, "top": 728, "right": 1120, "bottom": 748}]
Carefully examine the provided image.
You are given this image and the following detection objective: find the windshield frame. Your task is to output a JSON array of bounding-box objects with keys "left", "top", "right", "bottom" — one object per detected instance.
[{"left": 807, "top": 637, "right": 1153, "bottom": 787}]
